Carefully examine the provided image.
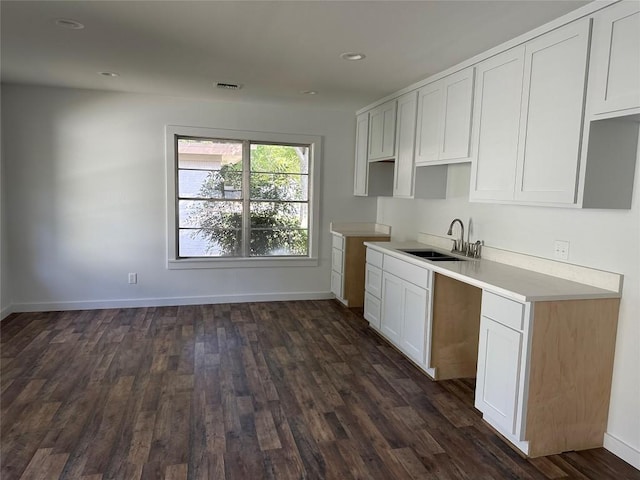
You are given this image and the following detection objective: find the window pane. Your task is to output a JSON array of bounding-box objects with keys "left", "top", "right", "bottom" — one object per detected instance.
[
  {"left": 178, "top": 138, "right": 242, "bottom": 170},
  {"left": 250, "top": 173, "right": 308, "bottom": 201},
  {"left": 179, "top": 200, "right": 242, "bottom": 228},
  {"left": 179, "top": 228, "right": 242, "bottom": 257},
  {"left": 250, "top": 144, "right": 309, "bottom": 174},
  {"left": 250, "top": 202, "right": 308, "bottom": 229},
  {"left": 250, "top": 229, "right": 308, "bottom": 256},
  {"left": 178, "top": 170, "right": 242, "bottom": 199}
]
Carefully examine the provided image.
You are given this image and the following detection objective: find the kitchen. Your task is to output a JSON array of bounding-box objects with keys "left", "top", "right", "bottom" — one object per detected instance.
[{"left": 1, "top": 0, "right": 639, "bottom": 478}]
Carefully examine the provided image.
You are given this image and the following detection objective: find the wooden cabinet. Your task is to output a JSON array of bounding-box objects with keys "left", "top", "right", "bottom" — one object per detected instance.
[
  {"left": 331, "top": 232, "right": 390, "bottom": 308},
  {"left": 476, "top": 308, "right": 525, "bottom": 436},
  {"left": 474, "top": 290, "right": 620, "bottom": 457},
  {"left": 589, "top": 0, "right": 640, "bottom": 117},
  {"left": 393, "top": 91, "right": 418, "bottom": 198},
  {"left": 353, "top": 112, "right": 369, "bottom": 196},
  {"left": 368, "top": 100, "right": 397, "bottom": 161},
  {"left": 415, "top": 67, "right": 474, "bottom": 166},
  {"left": 470, "top": 19, "right": 591, "bottom": 205}
]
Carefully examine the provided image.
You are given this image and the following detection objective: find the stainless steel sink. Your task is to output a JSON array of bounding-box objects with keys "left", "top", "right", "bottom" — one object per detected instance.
[{"left": 400, "top": 249, "right": 466, "bottom": 262}]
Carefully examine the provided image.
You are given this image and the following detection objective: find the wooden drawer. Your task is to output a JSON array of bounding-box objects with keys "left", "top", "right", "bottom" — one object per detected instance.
[
  {"left": 383, "top": 255, "right": 430, "bottom": 289},
  {"left": 366, "top": 247, "right": 384, "bottom": 269},
  {"left": 365, "top": 263, "right": 383, "bottom": 298},
  {"left": 332, "top": 234, "right": 344, "bottom": 251},
  {"left": 331, "top": 248, "right": 344, "bottom": 273},
  {"left": 481, "top": 291, "right": 524, "bottom": 331}
]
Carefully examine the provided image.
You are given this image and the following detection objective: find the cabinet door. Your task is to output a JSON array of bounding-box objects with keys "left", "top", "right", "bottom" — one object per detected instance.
[
  {"left": 475, "top": 316, "right": 523, "bottom": 435},
  {"left": 515, "top": 19, "right": 591, "bottom": 204},
  {"left": 381, "top": 272, "right": 403, "bottom": 345},
  {"left": 368, "top": 100, "right": 397, "bottom": 161},
  {"left": 440, "top": 67, "right": 475, "bottom": 161},
  {"left": 393, "top": 91, "right": 418, "bottom": 198},
  {"left": 590, "top": 1, "right": 640, "bottom": 116},
  {"left": 353, "top": 112, "right": 369, "bottom": 196},
  {"left": 400, "top": 281, "right": 428, "bottom": 366},
  {"left": 364, "top": 293, "right": 382, "bottom": 330},
  {"left": 415, "top": 81, "right": 443, "bottom": 164},
  {"left": 331, "top": 248, "right": 344, "bottom": 274},
  {"left": 365, "top": 263, "right": 383, "bottom": 299},
  {"left": 469, "top": 46, "right": 525, "bottom": 201},
  {"left": 330, "top": 270, "right": 343, "bottom": 298}
]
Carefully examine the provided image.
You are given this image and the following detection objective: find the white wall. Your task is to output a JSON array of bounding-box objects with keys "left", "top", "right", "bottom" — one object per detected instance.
[
  {"left": 1, "top": 84, "right": 376, "bottom": 311},
  {"left": 378, "top": 161, "right": 640, "bottom": 466}
]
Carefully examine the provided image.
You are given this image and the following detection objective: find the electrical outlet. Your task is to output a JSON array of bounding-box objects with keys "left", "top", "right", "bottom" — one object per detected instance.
[
  {"left": 128, "top": 273, "right": 137, "bottom": 284},
  {"left": 554, "top": 240, "right": 570, "bottom": 261}
]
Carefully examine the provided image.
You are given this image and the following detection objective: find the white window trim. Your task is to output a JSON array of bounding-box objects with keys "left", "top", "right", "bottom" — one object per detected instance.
[{"left": 165, "top": 125, "right": 321, "bottom": 269}]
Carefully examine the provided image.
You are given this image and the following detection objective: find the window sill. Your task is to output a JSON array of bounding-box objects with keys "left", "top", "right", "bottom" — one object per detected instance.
[{"left": 167, "top": 257, "right": 319, "bottom": 270}]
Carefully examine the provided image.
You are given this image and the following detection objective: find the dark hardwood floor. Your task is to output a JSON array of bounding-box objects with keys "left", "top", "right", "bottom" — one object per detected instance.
[{"left": 1, "top": 300, "right": 638, "bottom": 479}]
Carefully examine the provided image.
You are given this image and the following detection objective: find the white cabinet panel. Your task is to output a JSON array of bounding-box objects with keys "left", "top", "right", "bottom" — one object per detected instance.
[
  {"left": 383, "top": 255, "right": 430, "bottom": 289},
  {"left": 364, "top": 293, "right": 382, "bottom": 330},
  {"left": 366, "top": 248, "right": 383, "bottom": 268},
  {"left": 331, "top": 248, "right": 344, "bottom": 274},
  {"left": 365, "top": 263, "right": 383, "bottom": 299},
  {"left": 353, "top": 112, "right": 369, "bottom": 196},
  {"left": 330, "top": 270, "right": 343, "bottom": 298},
  {"left": 482, "top": 291, "right": 525, "bottom": 331},
  {"left": 415, "top": 83, "right": 443, "bottom": 164},
  {"left": 381, "top": 272, "right": 403, "bottom": 345},
  {"left": 470, "top": 46, "right": 525, "bottom": 201},
  {"left": 515, "top": 18, "right": 590, "bottom": 204},
  {"left": 368, "top": 100, "right": 397, "bottom": 161},
  {"left": 440, "top": 68, "right": 475, "bottom": 161},
  {"left": 475, "top": 316, "right": 523, "bottom": 435},
  {"left": 590, "top": 1, "right": 640, "bottom": 116},
  {"left": 393, "top": 91, "right": 418, "bottom": 198},
  {"left": 400, "top": 281, "right": 428, "bottom": 365},
  {"left": 415, "top": 67, "right": 474, "bottom": 166}
]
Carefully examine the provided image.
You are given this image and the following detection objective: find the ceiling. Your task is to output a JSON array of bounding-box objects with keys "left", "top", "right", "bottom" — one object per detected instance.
[{"left": 1, "top": 1, "right": 591, "bottom": 111}]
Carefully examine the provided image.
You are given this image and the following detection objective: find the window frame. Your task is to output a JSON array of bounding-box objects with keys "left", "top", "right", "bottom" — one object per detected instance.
[{"left": 166, "top": 125, "right": 321, "bottom": 269}]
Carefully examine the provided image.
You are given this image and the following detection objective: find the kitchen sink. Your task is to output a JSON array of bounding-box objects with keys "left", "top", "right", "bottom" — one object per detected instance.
[{"left": 400, "top": 249, "right": 466, "bottom": 262}]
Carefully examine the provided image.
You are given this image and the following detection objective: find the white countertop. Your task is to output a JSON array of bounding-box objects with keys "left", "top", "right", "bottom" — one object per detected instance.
[
  {"left": 330, "top": 222, "right": 391, "bottom": 238},
  {"left": 365, "top": 240, "right": 621, "bottom": 303}
]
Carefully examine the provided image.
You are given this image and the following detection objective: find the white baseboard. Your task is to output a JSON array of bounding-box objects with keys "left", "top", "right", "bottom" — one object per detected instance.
[
  {"left": 10, "top": 291, "right": 335, "bottom": 313},
  {"left": 1, "top": 305, "right": 14, "bottom": 321},
  {"left": 604, "top": 433, "right": 640, "bottom": 470}
]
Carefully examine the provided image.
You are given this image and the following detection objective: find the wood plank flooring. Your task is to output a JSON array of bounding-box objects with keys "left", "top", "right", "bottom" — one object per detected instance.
[{"left": 1, "top": 300, "right": 638, "bottom": 479}]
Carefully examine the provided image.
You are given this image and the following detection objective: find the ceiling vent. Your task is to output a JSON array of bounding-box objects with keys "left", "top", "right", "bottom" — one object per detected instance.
[{"left": 216, "top": 82, "right": 242, "bottom": 90}]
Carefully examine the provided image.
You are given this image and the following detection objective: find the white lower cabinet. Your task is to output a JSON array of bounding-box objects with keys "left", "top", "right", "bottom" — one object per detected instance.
[
  {"left": 381, "top": 272, "right": 404, "bottom": 345},
  {"left": 364, "top": 293, "right": 382, "bottom": 330},
  {"left": 475, "top": 316, "right": 523, "bottom": 435},
  {"left": 377, "top": 255, "right": 431, "bottom": 369}
]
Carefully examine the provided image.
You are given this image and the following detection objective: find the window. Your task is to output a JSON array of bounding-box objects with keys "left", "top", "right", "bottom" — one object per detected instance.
[{"left": 166, "top": 126, "right": 321, "bottom": 268}]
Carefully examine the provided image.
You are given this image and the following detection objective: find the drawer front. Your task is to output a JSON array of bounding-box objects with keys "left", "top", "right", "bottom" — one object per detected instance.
[
  {"left": 383, "top": 255, "right": 430, "bottom": 289},
  {"left": 482, "top": 291, "right": 524, "bottom": 331},
  {"left": 364, "top": 293, "right": 382, "bottom": 330},
  {"left": 332, "top": 234, "right": 344, "bottom": 251},
  {"left": 366, "top": 248, "right": 384, "bottom": 269},
  {"left": 331, "top": 270, "right": 343, "bottom": 297},
  {"left": 331, "top": 248, "right": 344, "bottom": 273},
  {"left": 365, "top": 264, "right": 383, "bottom": 298}
]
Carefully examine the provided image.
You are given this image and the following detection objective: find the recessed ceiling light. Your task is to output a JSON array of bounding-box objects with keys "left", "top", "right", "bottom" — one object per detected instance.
[
  {"left": 99, "top": 72, "right": 120, "bottom": 77},
  {"left": 55, "top": 18, "right": 85, "bottom": 30},
  {"left": 340, "top": 52, "right": 366, "bottom": 61},
  {"left": 301, "top": 90, "right": 318, "bottom": 95}
]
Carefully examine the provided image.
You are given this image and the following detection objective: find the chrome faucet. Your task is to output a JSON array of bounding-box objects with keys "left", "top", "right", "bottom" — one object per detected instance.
[{"left": 447, "top": 218, "right": 466, "bottom": 254}]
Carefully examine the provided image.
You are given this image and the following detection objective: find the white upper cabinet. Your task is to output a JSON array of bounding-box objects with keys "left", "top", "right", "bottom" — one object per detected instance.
[
  {"left": 589, "top": 0, "right": 640, "bottom": 117},
  {"left": 368, "top": 100, "right": 397, "bottom": 161},
  {"left": 393, "top": 91, "right": 419, "bottom": 198},
  {"left": 353, "top": 112, "right": 369, "bottom": 196},
  {"left": 515, "top": 18, "right": 591, "bottom": 204},
  {"left": 470, "top": 19, "right": 591, "bottom": 205},
  {"left": 470, "top": 46, "right": 525, "bottom": 201},
  {"left": 415, "top": 67, "right": 474, "bottom": 166}
]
